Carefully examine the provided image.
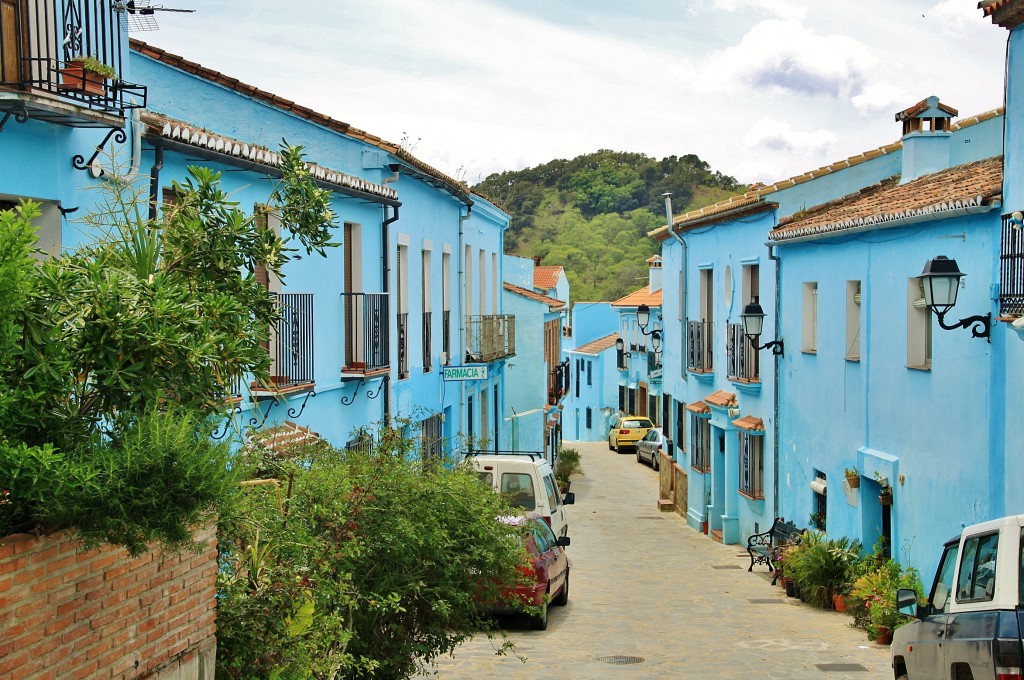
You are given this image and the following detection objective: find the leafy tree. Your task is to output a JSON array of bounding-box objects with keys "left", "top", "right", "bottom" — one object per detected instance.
[{"left": 217, "top": 422, "right": 530, "bottom": 679}]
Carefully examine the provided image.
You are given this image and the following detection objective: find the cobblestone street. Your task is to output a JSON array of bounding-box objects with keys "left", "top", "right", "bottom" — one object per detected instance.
[{"left": 431, "top": 441, "right": 894, "bottom": 679}]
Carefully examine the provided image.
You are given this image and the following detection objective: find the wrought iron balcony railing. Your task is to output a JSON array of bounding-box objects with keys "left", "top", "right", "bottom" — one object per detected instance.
[
  {"left": 0, "top": 0, "right": 146, "bottom": 119},
  {"left": 465, "top": 314, "right": 515, "bottom": 363},
  {"left": 548, "top": 359, "right": 569, "bottom": 405},
  {"left": 397, "top": 312, "right": 409, "bottom": 379},
  {"left": 1001, "top": 212, "right": 1024, "bottom": 315},
  {"left": 726, "top": 322, "right": 759, "bottom": 382},
  {"left": 687, "top": 320, "right": 713, "bottom": 373},
  {"left": 422, "top": 311, "right": 432, "bottom": 373},
  {"left": 442, "top": 309, "right": 451, "bottom": 363},
  {"left": 616, "top": 349, "right": 628, "bottom": 371},
  {"left": 341, "top": 292, "right": 389, "bottom": 376},
  {"left": 262, "top": 293, "right": 314, "bottom": 390}
]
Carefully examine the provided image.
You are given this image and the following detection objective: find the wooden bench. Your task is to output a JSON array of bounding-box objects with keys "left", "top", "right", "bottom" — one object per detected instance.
[{"left": 746, "top": 517, "right": 802, "bottom": 584}]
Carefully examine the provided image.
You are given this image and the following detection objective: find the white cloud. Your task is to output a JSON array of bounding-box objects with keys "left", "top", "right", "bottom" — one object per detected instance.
[
  {"left": 698, "top": 20, "right": 875, "bottom": 99},
  {"left": 931, "top": 0, "right": 991, "bottom": 35},
  {"left": 744, "top": 119, "right": 836, "bottom": 154},
  {"left": 851, "top": 83, "right": 908, "bottom": 115},
  {"left": 710, "top": 0, "right": 807, "bottom": 21}
]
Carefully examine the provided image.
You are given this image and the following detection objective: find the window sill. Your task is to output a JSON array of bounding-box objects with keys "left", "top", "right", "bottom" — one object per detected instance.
[
  {"left": 738, "top": 490, "right": 765, "bottom": 502},
  {"left": 845, "top": 356, "right": 860, "bottom": 362},
  {"left": 688, "top": 370, "right": 715, "bottom": 381},
  {"left": 690, "top": 465, "right": 711, "bottom": 474},
  {"left": 906, "top": 364, "right": 931, "bottom": 372},
  {"left": 729, "top": 378, "right": 762, "bottom": 395},
  {"left": 801, "top": 349, "right": 817, "bottom": 355}
]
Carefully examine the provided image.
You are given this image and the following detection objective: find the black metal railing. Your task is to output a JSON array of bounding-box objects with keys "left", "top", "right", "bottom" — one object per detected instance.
[
  {"left": 616, "top": 348, "right": 628, "bottom": 371},
  {"left": 341, "top": 292, "right": 389, "bottom": 374},
  {"left": 739, "top": 431, "right": 764, "bottom": 499},
  {"left": 1001, "top": 212, "right": 1024, "bottom": 315},
  {"left": 726, "top": 322, "right": 759, "bottom": 381},
  {"left": 442, "top": 309, "right": 451, "bottom": 362},
  {"left": 687, "top": 320, "right": 713, "bottom": 372},
  {"left": 548, "top": 359, "right": 569, "bottom": 405},
  {"left": 267, "top": 293, "right": 314, "bottom": 389},
  {"left": 397, "top": 312, "right": 409, "bottom": 378},
  {"left": 465, "top": 314, "right": 515, "bottom": 362},
  {"left": 422, "top": 311, "right": 432, "bottom": 372},
  {"left": 0, "top": 0, "right": 146, "bottom": 116}
]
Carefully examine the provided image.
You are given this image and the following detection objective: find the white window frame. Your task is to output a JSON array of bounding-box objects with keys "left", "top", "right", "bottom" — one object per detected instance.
[{"left": 802, "top": 282, "right": 818, "bottom": 353}]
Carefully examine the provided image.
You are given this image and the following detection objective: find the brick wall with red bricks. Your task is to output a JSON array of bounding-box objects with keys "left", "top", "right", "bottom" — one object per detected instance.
[{"left": 0, "top": 525, "right": 217, "bottom": 679}]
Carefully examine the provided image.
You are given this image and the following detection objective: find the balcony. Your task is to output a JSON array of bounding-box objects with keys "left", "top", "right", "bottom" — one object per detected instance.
[
  {"left": 422, "top": 311, "right": 432, "bottom": 373},
  {"left": 646, "top": 351, "right": 663, "bottom": 384},
  {"left": 0, "top": 0, "right": 146, "bottom": 126},
  {"left": 726, "top": 322, "right": 759, "bottom": 382},
  {"left": 442, "top": 309, "right": 451, "bottom": 363},
  {"left": 1001, "top": 212, "right": 1024, "bottom": 315},
  {"left": 687, "top": 320, "right": 713, "bottom": 373},
  {"left": 341, "top": 292, "right": 389, "bottom": 377},
  {"left": 252, "top": 293, "right": 314, "bottom": 395},
  {"left": 397, "top": 312, "right": 409, "bottom": 379},
  {"left": 548, "top": 359, "right": 569, "bottom": 405},
  {"left": 465, "top": 314, "right": 515, "bottom": 363}
]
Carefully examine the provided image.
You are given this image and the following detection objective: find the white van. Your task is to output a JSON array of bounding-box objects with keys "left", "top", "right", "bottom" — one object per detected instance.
[{"left": 467, "top": 452, "right": 575, "bottom": 539}]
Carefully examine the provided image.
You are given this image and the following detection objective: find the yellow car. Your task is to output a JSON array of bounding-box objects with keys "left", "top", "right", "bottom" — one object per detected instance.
[{"left": 608, "top": 416, "right": 654, "bottom": 453}]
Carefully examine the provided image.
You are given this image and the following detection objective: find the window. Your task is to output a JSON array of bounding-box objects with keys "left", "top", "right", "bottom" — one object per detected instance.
[
  {"left": 575, "top": 359, "right": 580, "bottom": 398},
  {"left": 478, "top": 249, "right": 486, "bottom": 316},
  {"left": 542, "top": 474, "right": 560, "bottom": 511},
  {"left": 802, "top": 282, "right": 818, "bottom": 353},
  {"left": 691, "top": 414, "right": 710, "bottom": 472},
  {"left": 464, "top": 245, "right": 473, "bottom": 320},
  {"left": 442, "top": 249, "right": 451, "bottom": 361},
  {"left": 811, "top": 470, "right": 826, "bottom": 531},
  {"left": 467, "top": 393, "right": 474, "bottom": 440},
  {"left": 956, "top": 532, "right": 999, "bottom": 603},
  {"left": 907, "top": 278, "right": 932, "bottom": 370},
  {"left": 1000, "top": 212, "right": 1024, "bottom": 316},
  {"left": 397, "top": 243, "right": 409, "bottom": 378},
  {"left": 738, "top": 432, "right": 764, "bottom": 499},
  {"left": 675, "top": 401, "right": 686, "bottom": 455},
  {"left": 618, "top": 386, "right": 626, "bottom": 412},
  {"left": 687, "top": 268, "right": 714, "bottom": 371},
  {"left": 422, "top": 247, "right": 432, "bottom": 373},
  {"left": 930, "top": 543, "right": 959, "bottom": 614},
  {"left": 420, "top": 413, "right": 443, "bottom": 459},
  {"left": 501, "top": 472, "right": 536, "bottom": 510},
  {"left": 846, "top": 280, "right": 861, "bottom": 361},
  {"left": 585, "top": 407, "right": 592, "bottom": 429},
  {"left": 587, "top": 361, "right": 592, "bottom": 386}
]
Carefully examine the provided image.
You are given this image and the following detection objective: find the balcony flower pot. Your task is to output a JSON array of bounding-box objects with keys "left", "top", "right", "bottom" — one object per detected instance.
[
  {"left": 844, "top": 469, "right": 860, "bottom": 488},
  {"left": 59, "top": 56, "right": 116, "bottom": 97},
  {"left": 879, "top": 488, "right": 893, "bottom": 506}
]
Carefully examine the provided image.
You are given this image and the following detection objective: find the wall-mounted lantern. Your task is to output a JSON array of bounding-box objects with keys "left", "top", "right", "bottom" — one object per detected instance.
[
  {"left": 740, "top": 301, "right": 784, "bottom": 356},
  {"left": 636, "top": 304, "right": 659, "bottom": 337},
  {"left": 919, "top": 255, "right": 990, "bottom": 340}
]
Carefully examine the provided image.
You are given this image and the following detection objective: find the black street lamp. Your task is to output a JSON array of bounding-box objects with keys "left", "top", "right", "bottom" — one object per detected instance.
[
  {"left": 920, "top": 256, "right": 990, "bottom": 340},
  {"left": 740, "top": 301, "right": 784, "bottom": 356},
  {"left": 636, "top": 304, "right": 659, "bottom": 336}
]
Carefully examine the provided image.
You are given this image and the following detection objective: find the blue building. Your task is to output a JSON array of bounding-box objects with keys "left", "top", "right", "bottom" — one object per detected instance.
[{"left": 611, "top": 256, "right": 664, "bottom": 425}]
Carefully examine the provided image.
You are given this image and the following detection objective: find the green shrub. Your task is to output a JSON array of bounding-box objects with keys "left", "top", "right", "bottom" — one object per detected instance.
[
  {"left": 554, "top": 445, "right": 582, "bottom": 488},
  {"left": 846, "top": 538, "right": 924, "bottom": 639},
  {"left": 786, "top": 531, "right": 862, "bottom": 608}
]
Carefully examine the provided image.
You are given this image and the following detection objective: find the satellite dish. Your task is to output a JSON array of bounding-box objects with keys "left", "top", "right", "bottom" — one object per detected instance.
[{"left": 113, "top": 0, "right": 195, "bottom": 32}]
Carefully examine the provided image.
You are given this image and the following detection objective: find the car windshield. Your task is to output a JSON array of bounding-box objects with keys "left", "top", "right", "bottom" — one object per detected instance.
[{"left": 623, "top": 419, "right": 652, "bottom": 429}]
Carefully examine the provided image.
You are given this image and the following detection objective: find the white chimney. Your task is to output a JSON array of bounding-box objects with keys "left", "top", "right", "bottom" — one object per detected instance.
[{"left": 647, "top": 255, "right": 662, "bottom": 293}]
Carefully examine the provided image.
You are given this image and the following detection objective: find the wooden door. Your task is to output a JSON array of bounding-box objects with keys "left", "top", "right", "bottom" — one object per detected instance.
[{"left": 1, "top": 0, "right": 22, "bottom": 84}]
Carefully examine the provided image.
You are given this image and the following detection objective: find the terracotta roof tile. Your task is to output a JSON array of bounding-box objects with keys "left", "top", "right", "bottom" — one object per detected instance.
[
  {"left": 534, "top": 266, "right": 564, "bottom": 291},
  {"left": 981, "top": 0, "right": 1024, "bottom": 29},
  {"left": 770, "top": 156, "right": 1002, "bottom": 242},
  {"left": 611, "top": 286, "right": 663, "bottom": 308},
  {"left": 503, "top": 282, "right": 566, "bottom": 309},
  {"left": 685, "top": 401, "right": 711, "bottom": 415},
  {"left": 130, "top": 39, "right": 469, "bottom": 198},
  {"left": 732, "top": 416, "right": 765, "bottom": 432},
  {"left": 648, "top": 107, "right": 1003, "bottom": 241},
  {"left": 573, "top": 333, "right": 620, "bottom": 355},
  {"left": 705, "top": 390, "right": 738, "bottom": 408}
]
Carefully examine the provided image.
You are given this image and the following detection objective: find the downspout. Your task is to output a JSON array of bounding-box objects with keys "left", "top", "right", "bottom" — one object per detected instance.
[
  {"left": 458, "top": 206, "right": 472, "bottom": 455},
  {"left": 148, "top": 142, "right": 164, "bottom": 221},
  {"left": 663, "top": 193, "right": 687, "bottom": 383},
  {"left": 769, "top": 239, "right": 781, "bottom": 521},
  {"left": 381, "top": 166, "right": 401, "bottom": 422}
]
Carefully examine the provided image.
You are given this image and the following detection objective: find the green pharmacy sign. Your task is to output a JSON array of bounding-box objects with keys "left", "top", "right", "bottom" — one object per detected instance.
[{"left": 443, "top": 365, "right": 488, "bottom": 381}]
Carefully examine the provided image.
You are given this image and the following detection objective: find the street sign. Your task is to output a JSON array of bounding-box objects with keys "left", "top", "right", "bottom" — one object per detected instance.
[{"left": 443, "top": 365, "right": 488, "bottom": 381}]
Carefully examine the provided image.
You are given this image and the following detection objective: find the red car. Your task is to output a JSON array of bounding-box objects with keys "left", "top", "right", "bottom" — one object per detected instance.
[{"left": 496, "top": 515, "right": 570, "bottom": 630}]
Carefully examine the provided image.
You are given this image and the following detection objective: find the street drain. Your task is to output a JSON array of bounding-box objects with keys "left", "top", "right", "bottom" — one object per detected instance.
[
  {"left": 815, "top": 663, "right": 867, "bottom": 672},
  {"left": 595, "top": 655, "right": 645, "bottom": 665},
  {"left": 711, "top": 564, "right": 742, "bottom": 569},
  {"left": 748, "top": 598, "right": 785, "bottom": 604}
]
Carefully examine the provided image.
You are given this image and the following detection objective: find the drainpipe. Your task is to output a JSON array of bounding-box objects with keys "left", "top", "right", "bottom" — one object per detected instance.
[
  {"left": 769, "top": 240, "right": 781, "bottom": 521},
  {"left": 148, "top": 142, "right": 164, "bottom": 221},
  {"left": 381, "top": 166, "right": 401, "bottom": 422},
  {"left": 663, "top": 193, "right": 686, "bottom": 383},
  {"left": 458, "top": 207, "right": 472, "bottom": 455}
]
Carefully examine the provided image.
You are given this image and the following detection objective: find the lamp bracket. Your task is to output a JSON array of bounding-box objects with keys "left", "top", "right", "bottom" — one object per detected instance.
[
  {"left": 747, "top": 336, "right": 784, "bottom": 356},
  {"left": 935, "top": 310, "right": 991, "bottom": 341}
]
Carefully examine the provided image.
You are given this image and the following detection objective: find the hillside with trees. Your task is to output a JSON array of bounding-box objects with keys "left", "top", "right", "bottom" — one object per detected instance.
[{"left": 474, "top": 150, "right": 742, "bottom": 301}]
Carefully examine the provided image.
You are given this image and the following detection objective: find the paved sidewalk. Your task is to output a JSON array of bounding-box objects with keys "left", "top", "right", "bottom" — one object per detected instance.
[{"left": 430, "top": 440, "right": 894, "bottom": 679}]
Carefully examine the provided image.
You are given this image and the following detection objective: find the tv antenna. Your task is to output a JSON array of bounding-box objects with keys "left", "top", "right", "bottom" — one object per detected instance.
[{"left": 113, "top": 1, "right": 195, "bottom": 32}]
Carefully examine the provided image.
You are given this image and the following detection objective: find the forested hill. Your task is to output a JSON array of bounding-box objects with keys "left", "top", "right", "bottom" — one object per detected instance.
[{"left": 472, "top": 150, "right": 743, "bottom": 302}]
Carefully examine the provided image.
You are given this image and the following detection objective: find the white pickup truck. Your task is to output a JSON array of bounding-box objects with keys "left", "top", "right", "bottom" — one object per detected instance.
[{"left": 891, "top": 514, "right": 1024, "bottom": 680}]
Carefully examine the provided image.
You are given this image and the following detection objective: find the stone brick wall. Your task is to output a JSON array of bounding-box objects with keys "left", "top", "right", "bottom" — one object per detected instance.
[{"left": 0, "top": 525, "right": 217, "bottom": 679}]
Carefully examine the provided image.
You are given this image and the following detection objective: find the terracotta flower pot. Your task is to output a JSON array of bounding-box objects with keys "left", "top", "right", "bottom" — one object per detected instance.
[
  {"left": 833, "top": 594, "right": 848, "bottom": 612},
  {"left": 845, "top": 473, "right": 860, "bottom": 488},
  {"left": 875, "top": 627, "right": 893, "bottom": 644},
  {"left": 59, "top": 62, "right": 107, "bottom": 96}
]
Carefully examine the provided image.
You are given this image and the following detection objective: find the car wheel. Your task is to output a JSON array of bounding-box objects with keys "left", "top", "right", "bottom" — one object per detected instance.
[
  {"left": 553, "top": 571, "right": 569, "bottom": 606},
  {"left": 531, "top": 599, "right": 549, "bottom": 630},
  {"left": 608, "top": 438, "right": 614, "bottom": 451},
  {"left": 636, "top": 449, "right": 642, "bottom": 464},
  {"left": 652, "top": 453, "right": 660, "bottom": 471},
  {"left": 895, "top": 675, "right": 908, "bottom": 680}
]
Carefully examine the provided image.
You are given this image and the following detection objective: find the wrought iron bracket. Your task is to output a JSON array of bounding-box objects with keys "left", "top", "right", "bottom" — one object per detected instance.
[
  {"left": 747, "top": 336, "right": 784, "bottom": 356},
  {"left": 72, "top": 127, "right": 126, "bottom": 173},
  {"left": 287, "top": 390, "right": 317, "bottom": 418},
  {"left": 366, "top": 377, "right": 387, "bottom": 400},
  {"left": 0, "top": 106, "right": 29, "bottom": 134},
  {"left": 211, "top": 405, "right": 243, "bottom": 440},
  {"left": 936, "top": 310, "right": 991, "bottom": 341},
  {"left": 248, "top": 399, "right": 278, "bottom": 430},
  {"left": 340, "top": 378, "right": 365, "bottom": 406}
]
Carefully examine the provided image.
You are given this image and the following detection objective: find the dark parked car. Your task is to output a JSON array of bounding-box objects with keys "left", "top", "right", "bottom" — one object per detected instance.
[{"left": 494, "top": 514, "right": 570, "bottom": 630}]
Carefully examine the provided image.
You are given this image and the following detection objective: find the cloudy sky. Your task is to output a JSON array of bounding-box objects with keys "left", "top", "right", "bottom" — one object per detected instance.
[{"left": 140, "top": 0, "right": 1008, "bottom": 187}]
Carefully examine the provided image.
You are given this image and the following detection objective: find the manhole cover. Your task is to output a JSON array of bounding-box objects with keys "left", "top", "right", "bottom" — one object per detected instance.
[
  {"left": 748, "top": 598, "right": 785, "bottom": 604},
  {"left": 594, "top": 655, "right": 645, "bottom": 665},
  {"left": 815, "top": 663, "right": 867, "bottom": 672},
  {"left": 711, "top": 564, "right": 742, "bottom": 569}
]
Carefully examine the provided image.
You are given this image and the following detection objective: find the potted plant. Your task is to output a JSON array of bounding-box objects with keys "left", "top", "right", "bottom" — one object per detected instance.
[
  {"left": 60, "top": 55, "right": 118, "bottom": 96},
  {"left": 844, "top": 466, "right": 860, "bottom": 488},
  {"left": 878, "top": 483, "right": 893, "bottom": 505},
  {"left": 848, "top": 546, "right": 923, "bottom": 644},
  {"left": 809, "top": 511, "right": 826, "bottom": 531},
  {"left": 554, "top": 445, "right": 582, "bottom": 494},
  {"left": 787, "top": 532, "right": 862, "bottom": 609}
]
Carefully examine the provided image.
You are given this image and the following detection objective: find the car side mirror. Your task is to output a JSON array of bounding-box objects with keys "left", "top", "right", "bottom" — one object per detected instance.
[
  {"left": 557, "top": 535, "right": 571, "bottom": 547},
  {"left": 562, "top": 492, "right": 575, "bottom": 505},
  {"left": 896, "top": 588, "right": 919, "bottom": 618}
]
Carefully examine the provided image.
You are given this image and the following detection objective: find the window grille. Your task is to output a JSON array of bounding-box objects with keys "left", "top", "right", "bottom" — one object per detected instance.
[
  {"left": 1001, "top": 212, "right": 1024, "bottom": 315},
  {"left": 690, "top": 414, "right": 711, "bottom": 472},
  {"left": 738, "top": 431, "right": 764, "bottom": 499}
]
